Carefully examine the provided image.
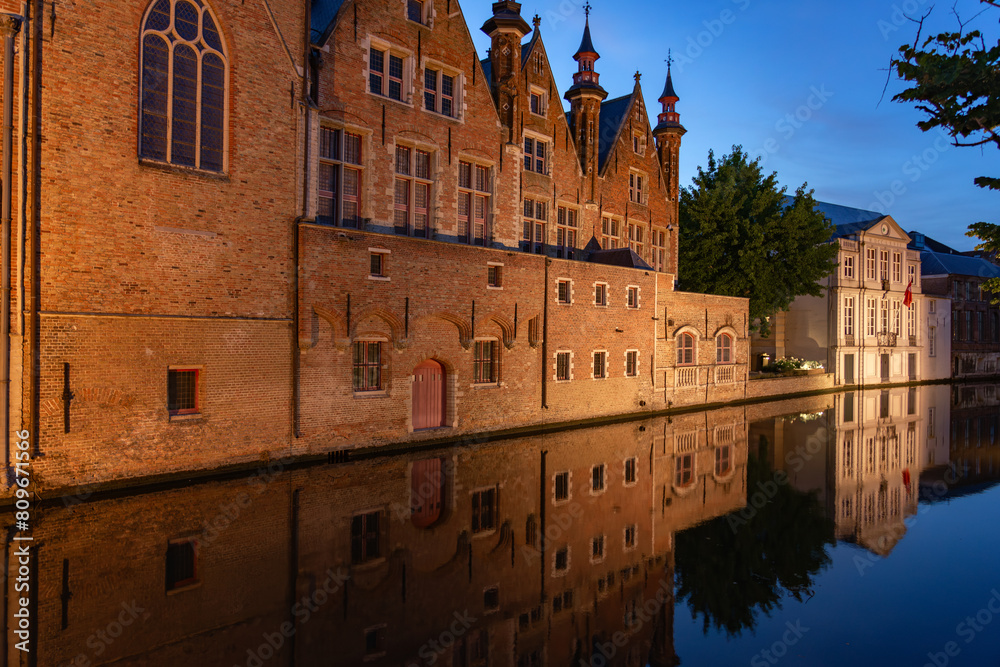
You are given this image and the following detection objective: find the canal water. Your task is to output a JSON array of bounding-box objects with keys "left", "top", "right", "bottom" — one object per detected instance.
[{"left": 32, "top": 383, "right": 1000, "bottom": 666}]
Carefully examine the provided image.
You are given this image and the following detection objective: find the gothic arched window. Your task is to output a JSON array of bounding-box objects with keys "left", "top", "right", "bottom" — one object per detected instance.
[{"left": 140, "top": 0, "right": 228, "bottom": 172}]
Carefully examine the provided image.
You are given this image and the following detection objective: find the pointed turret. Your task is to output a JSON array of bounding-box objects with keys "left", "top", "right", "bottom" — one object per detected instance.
[
  {"left": 653, "top": 52, "right": 686, "bottom": 205},
  {"left": 654, "top": 56, "right": 683, "bottom": 132},
  {"left": 482, "top": 2, "right": 533, "bottom": 143},
  {"left": 565, "top": 3, "right": 608, "bottom": 200}
]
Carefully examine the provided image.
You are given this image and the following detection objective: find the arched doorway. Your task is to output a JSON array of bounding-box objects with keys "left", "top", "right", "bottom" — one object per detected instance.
[{"left": 412, "top": 360, "right": 446, "bottom": 430}]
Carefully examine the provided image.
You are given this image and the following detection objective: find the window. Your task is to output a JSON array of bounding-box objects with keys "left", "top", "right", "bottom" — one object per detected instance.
[
  {"left": 954, "top": 281, "right": 961, "bottom": 300},
  {"left": 352, "top": 341, "right": 382, "bottom": 392},
  {"left": 593, "top": 351, "right": 607, "bottom": 379},
  {"left": 556, "top": 352, "right": 571, "bottom": 381},
  {"left": 318, "top": 127, "right": 363, "bottom": 227},
  {"left": 166, "top": 539, "right": 198, "bottom": 591},
  {"left": 472, "top": 488, "right": 496, "bottom": 533},
  {"left": 843, "top": 433, "right": 854, "bottom": 477},
  {"left": 554, "top": 472, "right": 569, "bottom": 502},
  {"left": 953, "top": 310, "right": 959, "bottom": 341},
  {"left": 843, "top": 256, "right": 854, "bottom": 279},
  {"left": 879, "top": 250, "right": 889, "bottom": 281},
  {"left": 393, "top": 146, "right": 432, "bottom": 237},
  {"left": 595, "top": 283, "right": 608, "bottom": 306},
  {"left": 406, "top": 0, "right": 428, "bottom": 23},
  {"left": 167, "top": 368, "right": 199, "bottom": 416},
  {"left": 140, "top": 0, "right": 227, "bottom": 172},
  {"left": 554, "top": 547, "right": 568, "bottom": 572},
  {"left": 716, "top": 334, "right": 733, "bottom": 363},
  {"left": 880, "top": 299, "right": 889, "bottom": 333},
  {"left": 653, "top": 230, "right": 667, "bottom": 273},
  {"left": 929, "top": 326, "right": 936, "bottom": 357},
  {"left": 892, "top": 300, "right": 901, "bottom": 335},
  {"left": 908, "top": 264, "right": 916, "bottom": 286},
  {"left": 624, "top": 525, "right": 637, "bottom": 550},
  {"left": 601, "top": 217, "right": 621, "bottom": 249},
  {"left": 867, "top": 298, "right": 877, "bottom": 336},
  {"left": 629, "top": 172, "right": 646, "bottom": 204},
  {"left": 627, "top": 286, "right": 639, "bottom": 309},
  {"left": 424, "top": 67, "right": 457, "bottom": 117},
  {"left": 892, "top": 252, "right": 902, "bottom": 282},
  {"left": 866, "top": 248, "right": 877, "bottom": 280},
  {"left": 675, "top": 454, "right": 693, "bottom": 486},
  {"left": 844, "top": 297, "right": 855, "bottom": 337},
  {"left": 473, "top": 340, "right": 500, "bottom": 384},
  {"left": 351, "top": 510, "right": 382, "bottom": 563},
  {"left": 632, "top": 132, "right": 646, "bottom": 155},
  {"left": 624, "top": 458, "right": 637, "bottom": 485},
  {"left": 522, "top": 199, "right": 547, "bottom": 253},
  {"left": 483, "top": 587, "right": 499, "bottom": 612},
  {"left": 715, "top": 445, "right": 731, "bottom": 475},
  {"left": 908, "top": 302, "right": 917, "bottom": 338},
  {"left": 929, "top": 300, "right": 936, "bottom": 313},
  {"left": 364, "top": 627, "right": 386, "bottom": 657},
  {"left": 625, "top": 350, "right": 638, "bottom": 377},
  {"left": 487, "top": 264, "right": 502, "bottom": 288},
  {"left": 458, "top": 161, "right": 491, "bottom": 245},
  {"left": 524, "top": 137, "right": 547, "bottom": 174},
  {"left": 530, "top": 89, "right": 547, "bottom": 116},
  {"left": 677, "top": 333, "right": 695, "bottom": 365},
  {"left": 369, "top": 250, "right": 389, "bottom": 278},
  {"left": 627, "top": 223, "right": 644, "bottom": 258},
  {"left": 556, "top": 207, "right": 578, "bottom": 259},
  {"left": 592, "top": 535, "right": 605, "bottom": 561},
  {"left": 369, "top": 46, "right": 406, "bottom": 101},
  {"left": 592, "top": 464, "right": 605, "bottom": 492},
  {"left": 557, "top": 280, "right": 572, "bottom": 305}
]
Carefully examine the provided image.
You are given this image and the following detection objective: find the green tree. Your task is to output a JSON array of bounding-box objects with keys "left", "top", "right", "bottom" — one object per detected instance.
[
  {"left": 891, "top": 1, "right": 1000, "bottom": 298},
  {"left": 678, "top": 147, "right": 839, "bottom": 335}
]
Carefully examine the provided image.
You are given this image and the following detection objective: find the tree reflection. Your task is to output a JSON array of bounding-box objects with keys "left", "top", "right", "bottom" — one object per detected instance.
[{"left": 674, "top": 452, "right": 835, "bottom": 637}]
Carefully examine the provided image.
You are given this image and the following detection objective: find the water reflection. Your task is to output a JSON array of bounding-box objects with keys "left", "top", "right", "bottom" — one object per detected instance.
[{"left": 29, "top": 384, "right": 1000, "bottom": 666}]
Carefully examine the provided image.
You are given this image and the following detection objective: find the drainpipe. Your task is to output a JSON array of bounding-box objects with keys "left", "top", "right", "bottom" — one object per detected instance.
[
  {"left": 1, "top": 12, "right": 23, "bottom": 478},
  {"left": 292, "top": 7, "right": 313, "bottom": 440}
]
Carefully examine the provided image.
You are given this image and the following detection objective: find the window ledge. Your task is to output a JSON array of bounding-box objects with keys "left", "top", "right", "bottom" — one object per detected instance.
[
  {"left": 471, "top": 382, "right": 500, "bottom": 389},
  {"left": 166, "top": 581, "right": 202, "bottom": 595},
  {"left": 353, "top": 390, "right": 389, "bottom": 399},
  {"left": 419, "top": 107, "right": 463, "bottom": 123},
  {"left": 368, "top": 91, "right": 413, "bottom": 109},
  {"left": 169, "top": 413, "right": 203, "bottom": 423},
  {"left": 352, "top": 557, "right": 387, "bottom": 572},
  {"left": 554, "top": 378, "right": 572, "bottom": 383},
  {"left": 556, "top": 302, "right": 572, "bottom": 307},
  {"left": 471, "top": 529, "right": 497, "bottom": 540},
  {"left": 139, "top": 158, "right": 230, "bottom": 181},
  {"left": 487, "top": 285, "right": 503, "bottom": 291},
  {"left": 368, "top": 275, "right": 391, "bottom": 282}
]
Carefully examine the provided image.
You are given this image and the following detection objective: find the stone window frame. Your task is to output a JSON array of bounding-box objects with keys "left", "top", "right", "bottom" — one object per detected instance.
[
  {"left": 626, "top": 285, "right": 641, "bottom": 309},
  {"left": 523, "top": 130, "right": 551, "bottom": 175},
  {"left": 624, "top": 349, "right": 639, "bottom": 377},
  {"left": 591, "top": 349, "right": 608, "bottom": 380},
  {"left": 556, "top": 278, "right": 574, "bottom": 306},
  {"left": 317, "top": 122, "right": 370, "bottom": 228},
  {"left": 404, "top": 0, "right": 434, "bottom": 27},
  {"left": 365, "top": 37, "right": 415, "bottom": 106},
  {"left": 368, "top": 247, "right": 391, "bottom": 281},
  {"left": 554, "top": 350, "right": 574, "bottom": 382},
  {"left": 421, "top": 57, "right": 464, "bottom": 121},
  {"left": 167, "top": 365, "right": 203, "bottom": 421}
]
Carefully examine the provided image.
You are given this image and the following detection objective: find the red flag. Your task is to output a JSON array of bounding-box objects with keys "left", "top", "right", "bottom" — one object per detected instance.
[{"left": 903, "top": 279, "right": 913, "bottom": 308}]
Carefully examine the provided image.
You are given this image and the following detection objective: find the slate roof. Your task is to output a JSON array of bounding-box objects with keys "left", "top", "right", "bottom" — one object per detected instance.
[
  {"left": 574, "top": 19, "right": 597, "bottom": 57},
  {"left": 919, "top": 251, "right": 1000, "bottom": 278},
  {"left": 595, "top": 94, "right": 632, "bottom": 173},
  {"left": 587, "top": 247, "right": 653, "bottom": 270},
  {"left": 311, "top": 0, "right": 347, "bottom": 44},
  {"left": 660, "top": 69, "right": 678, "bottom": 100},
  {"left": 782, "top": 196, "right": 886, "bottom": 240}
]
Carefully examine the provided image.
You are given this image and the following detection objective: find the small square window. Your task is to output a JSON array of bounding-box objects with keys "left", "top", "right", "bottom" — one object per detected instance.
[
  {"left": 488, "top": 264, "right": 502, "bottom": 288},
  {"left": 168, "top": 369, "right": 199, "bottom": 416},
  {"left": 166, "top": 539, "right": 198, "bottom": 591},
  {"left": 554, "top": 472, "right": 569, "bottom": 502},
  {"left": 557, "top": 280, "right": 571, "bottom": 304},
  {"left": 595, "top": 283, "right": 607, "bottom": 306},
  {"left": 592, "top": 464, "right": 605, "bottom": 492},
  {"left": 627, "top": 286, "right": 639, "bottom": 309},
  {"left": 556, "top": 352, "right": 571, "bottom": 381},
  {"left": 624, "top": 457, "right": 637, "bottom": 485},
  {"left": 370, "top": 253, "right": 384, "bottom": 277},
  {"left": 554, "top": 547, "right": 568, "bottom": 571},
  {"left": 484, "top": 587, "right": 499, "bottom": 611}
]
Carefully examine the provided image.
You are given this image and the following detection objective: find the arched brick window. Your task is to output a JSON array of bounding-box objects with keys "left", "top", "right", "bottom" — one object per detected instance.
[
  {"left": 716, "top": 333, "right": 734, "bottom": 364},
  {"left": 677, "top": 332, "right": 695, "bottom": 366},
  {"left": 140, "top": 0, "right": 228, "bottom": 171}
]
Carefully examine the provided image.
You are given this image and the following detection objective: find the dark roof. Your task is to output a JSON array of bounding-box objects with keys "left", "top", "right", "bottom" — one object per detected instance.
[
  {"left": 660, "top": 69, "right": 678, "bottom": 100},
  {"left": 480, "top": 58, "right": 492, "bottom": 86},
  {"left": 574, "top": 18, "right": 597, "bottom": 57},
  {"left": 311, "top": 0, "right": 347, "bottom": 44},
  {"left": 521, "top": 33, "right": 536, "bottom": 68},
  {"left": 908, "top": 231, "right": 959, "bottom": 255},
  {"left": 587, "top": 247, "right": 653, "bottom": 270},
  {"left": 596, "top": 94, "right": 632, "bottom": 172},
  {"left": 919, "top": 251, "right": 1000, "bottom": 278},
  {"left": 782, "top": 196, "right": 886, "bottom": 240}
]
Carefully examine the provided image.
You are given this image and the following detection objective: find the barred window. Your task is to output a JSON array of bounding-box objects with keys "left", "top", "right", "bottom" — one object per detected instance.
[
  {"left": 473, "top": 340, "right": 500, "bottom": 384},
  {"left": 556, "top": 352, "right": 571, "bottom": 381},
  {"left": 394, "top": 146, "right": 432, "bottom": 237},
  {"left": 167, "top": 368, "right": 199, "bottom": 416},
  {"left": 140, "top": 0, "right": 228, "bottom": 171},
  {"left": 352, "top": 341, "right": 382, "bottom": 392},
  {"left": 593, "top": 351, "right": 606, "bottom": 379}
]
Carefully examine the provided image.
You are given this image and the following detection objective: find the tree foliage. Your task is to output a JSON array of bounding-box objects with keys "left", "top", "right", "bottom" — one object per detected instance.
[
  {"left": 677, "top": 147, "right": 839, "bottom": 335},
  {"left": 891, "top": 0, "right": 1000, "bottom": 299}
]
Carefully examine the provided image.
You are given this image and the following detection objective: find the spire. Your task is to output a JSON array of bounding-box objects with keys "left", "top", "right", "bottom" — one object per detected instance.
[
  {"left": 655, "top": 51, "right": 683, "bottom": 131},
  {"left": 660, "top": 50, "right": 679, "bottom": 101},
  {"left": 574, "top": 4, "right": 598, "bottom": 59}
]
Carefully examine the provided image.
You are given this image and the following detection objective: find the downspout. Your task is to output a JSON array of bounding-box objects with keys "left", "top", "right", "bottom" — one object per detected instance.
[
  {"left": 1, "top": 12, "right": 23, "bottom": 478},
  {"left": 541, "top": 258, "right": 549, "bottom": 409},
  {"left": 292, "top": 7, "right": 312, "bottom": 440}
]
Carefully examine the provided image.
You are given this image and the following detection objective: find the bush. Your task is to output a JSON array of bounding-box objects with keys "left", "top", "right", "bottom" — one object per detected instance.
[{"left": 763, "top": 357, "right": 823, "bottom": 373}]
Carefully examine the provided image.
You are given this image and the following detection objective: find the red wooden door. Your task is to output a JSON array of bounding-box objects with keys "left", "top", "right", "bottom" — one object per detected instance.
[
  {"left": 413, "top": 360, "right": 445, "bottom": 430},
  {"left": 411, "top": 458, "right": 443, "bottom": 528}
]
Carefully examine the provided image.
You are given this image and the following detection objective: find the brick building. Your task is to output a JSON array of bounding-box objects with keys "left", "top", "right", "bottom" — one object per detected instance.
[{"left": 0, "top": 0, "right": 749, "bottom": 494}]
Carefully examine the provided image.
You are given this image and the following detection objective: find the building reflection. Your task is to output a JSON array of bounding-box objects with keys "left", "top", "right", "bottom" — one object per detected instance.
[{"left": 26, "top": 385, "right": 999, "bottom": 666}]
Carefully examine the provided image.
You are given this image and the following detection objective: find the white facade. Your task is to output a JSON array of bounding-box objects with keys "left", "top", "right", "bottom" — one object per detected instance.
[{"left": 922, "top": 295, "right": 952, "bottom": 381}]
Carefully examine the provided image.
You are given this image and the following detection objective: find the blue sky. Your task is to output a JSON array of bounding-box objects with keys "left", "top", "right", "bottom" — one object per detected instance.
[{"left": 463, "top": 0, "right": 999, "bottom": 251}]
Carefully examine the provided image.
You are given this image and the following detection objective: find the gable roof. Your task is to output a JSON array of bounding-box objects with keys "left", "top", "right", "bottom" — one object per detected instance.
[
  {"left": 311, "top": 0, "right": 348, "bottom": 45},
  {"left": 595, "top": 94, "right": 633, "bottom": 173}
]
